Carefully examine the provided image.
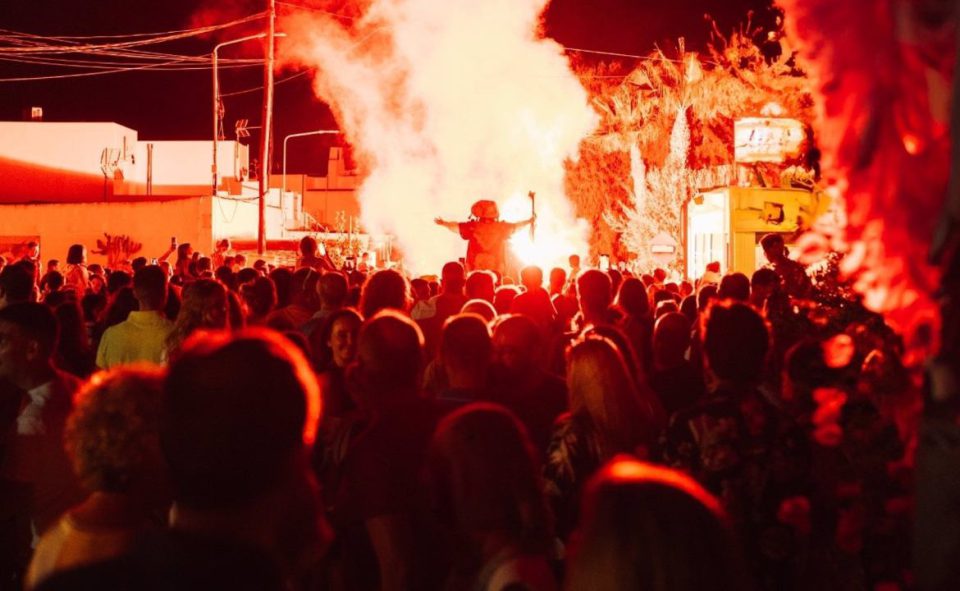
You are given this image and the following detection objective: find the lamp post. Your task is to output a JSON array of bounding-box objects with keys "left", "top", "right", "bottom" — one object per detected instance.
[
  {"left": 282, "top": 130, "right": 340, "bottom": 195},
  {"left": 210, "top": 32, "right": 286, "bottom": 196},
  {"left": 282, "top": 130, "right": 339, "bottom": 230}
]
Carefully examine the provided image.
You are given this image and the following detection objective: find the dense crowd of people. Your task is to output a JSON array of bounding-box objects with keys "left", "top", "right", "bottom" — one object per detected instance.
[{"left": 0, "top": 234, "right": 919, "bottom": 590}]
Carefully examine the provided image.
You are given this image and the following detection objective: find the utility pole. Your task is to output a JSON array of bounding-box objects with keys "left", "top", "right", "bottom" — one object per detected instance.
[{"left": 258, "top": 0, "right": 277, "bottom": 255}]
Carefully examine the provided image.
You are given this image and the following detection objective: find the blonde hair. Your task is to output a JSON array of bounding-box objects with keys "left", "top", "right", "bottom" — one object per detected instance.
[
  {"left": 567, "top": 336, "right": 661, "bottom": 458},
  {"left": 166, "top": 279, "right": 228, "bottom": 358}
]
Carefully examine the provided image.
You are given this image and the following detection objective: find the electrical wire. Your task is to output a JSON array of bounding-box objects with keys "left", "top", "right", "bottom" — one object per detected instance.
[
  {"left": 276, "top": 1, "right": 356, "bottom": 22},
  {"left": 0, "top": 13, "right": 264, "bottom": 55},
  {"left": 219, "top": 69, "right": 311, "bottom": 97}
]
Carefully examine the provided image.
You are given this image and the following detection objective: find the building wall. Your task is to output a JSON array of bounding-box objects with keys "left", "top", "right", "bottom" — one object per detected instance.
[
  {"left": 0, "top": 198, "right": 212, "bottom": 267},
  {"left": 129, "top": 140, "right": 248, "bottom": 190},
  {"left": 0, "top": 121, "right": 137, "bottom": 179},
  {"left": 0, "top": 121, "right": 249, "bottom": 202}
]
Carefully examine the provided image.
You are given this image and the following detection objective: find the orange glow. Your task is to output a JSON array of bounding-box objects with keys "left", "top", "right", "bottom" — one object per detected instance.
[
  {"left": 279, "top": 0, "right": 596, "bottom": 274},
  {"left": 501, "top": 194, "right": 584, "bottom": 270},
  {"left": 604, "top": 456, "right": 724, "bottom": 517}
]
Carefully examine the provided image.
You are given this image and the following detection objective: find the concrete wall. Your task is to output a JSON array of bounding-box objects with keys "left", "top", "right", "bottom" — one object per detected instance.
[
  {"left": 0, "top": 197, "right": 212, "bottom": 267},
  {"left": 0, "top": 121, "right": 137, "bottom": 179},
  {"left": 130, "top": 140, "right": 248, "bottom": 189},
  {"left": 0, "top": 121, "right": 249, "bottom": 202}
]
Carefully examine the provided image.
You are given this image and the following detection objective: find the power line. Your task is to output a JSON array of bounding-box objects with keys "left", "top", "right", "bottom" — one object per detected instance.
[
  {"left": 276, "top": 1, "right": 356, "bottom": 22},
  {"left": 220, "top": 69, "right": 311, "bottom": 97},
  {"left": 0, "top": 13, "right": 264, "bottom": 55}
]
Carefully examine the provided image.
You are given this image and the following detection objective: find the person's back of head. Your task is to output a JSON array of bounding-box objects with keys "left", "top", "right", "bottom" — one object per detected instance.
[
  {"left": 299, "top": 235, "right": 318, "bottom": 259},
  {"left": 679, "top": 295, "right": 697, "bottom": 324},
  {"left": 697, "top": 284, "right": 718, "bottom": 312},
  {"left": 717, "top": 273, "right": 750, "bottom": 302},
  {"left": 566, "top": 335, "right": 653, "bottom": 456},
  {"left": 359, "top": 269, "right": 410, "bottom": 319},
  {"left": 577, "top": 270, "right": 612, "bottom": 320},
  {"left": 107, "top": 270, "right": 132, "bottom": 296},
  {"left": 465, "top": 270, "right": 496, "bottom": 303},
  {"left": 566, "top": 457, "right": 752, "bottom": 591},
  {"left": 131, "top": 257, "right": 148, "bottom": 273},
  {"left": 66, "top": 244, "right": 86, "bottom": 266},
  {"left": 520, "top": 266, "right": 544, "bottom": 292},
  {"left": 655, "top": 300, "right": 679, "bottom": 318},
  {"left": 318, "top": 271, "right": 349, "bottom": 310},
  {"left": 353, "top": 310, "right": 424, "bottom": 406},
  {"left": 750, "top": 267, "right": 780, "bottom": 306},
  {"left": 426, "top": 403, "right": 549, "bottom": 552},
  {"left": 653, "top": 312, "right": 690, "bottom": 368},
  {"left": 491, "top": 314, "right": 542, "bottom": 376},
  {"left": 81, "top": 292, "right": 106, "bottom": 324},
  {"left": 493, "top": 285, "right": 519, "bottom": 316},
  {"left": 240, "top": 277, "right": 277, "bottom": 321},
  {"left": 67, "top": 367, "right": 165, "bottom": 495},
  {"left": 441, "top": 261, "right": 466, "bottom": 295},
  {"left": 0, "top": 263, "right": 36, "bottom": 308},
  {"left": 702, "top": 301, "right": 769, "bottom": 386},
  {"left": 176, "top": 243, "right": 192, "bottom": 263},
  {"left": 290, "top": 267, "right": 319, "bottom": 309},
  {"left": 162, "top": 329, "right": 319, "bottom": 511},
  {"left": 607, "top": 269, "right": 623, "bottom": 296},
  {"left": 43, "top": 290, "right": 69, "bottom": 310},
  {"left": 214, "top": 266, "right": 236, "bottom": 291},
  {"left": 237, "top": 267, "right": 259, "bottom": 285},
  {"left": 54, "top": 300, "right": 91, "bottom": 365},
  {"left": 549, "top": 267, "right": 567, "bottom": 294},
  {"left": 460, "top": 299, "right": 497, "bottom": 322},
  {"left": 440, "top": 314, "right": 492, "bottom": 385},
  {"left": 46, "top": 271, "right": 65, "bottom": 292},
  {"left": 269, "top": 267, "right": 294, "bottom": 308},
  {"left": 102, "top": 287, "right": 140, "bottom": 330},
  {"left": 653, "top": 268, "right": 667, "bottom": 284},
  {"left": 615, "top": 277, "right": 649, "bottom": 319},
  {"left": 196, "top": 257, "right": 213, "bottom": 275},
  {"left": 133, "top": 265, "right": 168, "bottom": 312},
  {"left": 410, "top": 278, "right": 430, "bottom": 302},
  {"left": 569, "top": 254, "right": 581, "bottom": 270}
]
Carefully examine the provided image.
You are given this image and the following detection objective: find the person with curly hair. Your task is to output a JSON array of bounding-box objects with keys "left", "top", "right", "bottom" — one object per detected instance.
[{"left": 25, "top": 367, "right": 167, "bottom": 589}]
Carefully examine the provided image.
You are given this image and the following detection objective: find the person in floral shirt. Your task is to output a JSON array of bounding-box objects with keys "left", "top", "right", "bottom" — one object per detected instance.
[{"left": 662, "top": 301, "right": 811, "bottom": 589}]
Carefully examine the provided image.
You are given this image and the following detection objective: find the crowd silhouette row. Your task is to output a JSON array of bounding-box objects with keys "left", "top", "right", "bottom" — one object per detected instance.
[{"left": 0, "top": 235, "right": 916, "bottom": 590}]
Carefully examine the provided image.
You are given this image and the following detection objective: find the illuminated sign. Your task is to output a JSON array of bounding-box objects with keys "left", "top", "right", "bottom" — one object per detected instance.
[{"left": 734, "top": 117, "right": 805, "bottom": 164}]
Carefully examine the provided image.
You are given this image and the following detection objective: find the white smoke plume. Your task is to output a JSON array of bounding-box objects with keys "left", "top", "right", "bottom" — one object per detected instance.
[{"left": 280, "top": 0, "right": 597, "bottom": 274}]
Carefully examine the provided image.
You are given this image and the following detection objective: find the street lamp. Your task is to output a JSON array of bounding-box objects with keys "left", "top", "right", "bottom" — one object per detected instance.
[
  {"left": 211, "top": 32, "right": 286, "bottom": 196},
  {"left": 282, "top": 130, "right": 339, "bottom": 230},
  {"left": 282, "top": 130, "right": 340, "bottom": 195}
]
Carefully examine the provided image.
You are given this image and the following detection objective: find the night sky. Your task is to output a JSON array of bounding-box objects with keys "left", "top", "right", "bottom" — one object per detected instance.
[{"left": 1, "top": 0, "right": 775, "bottom": 173}]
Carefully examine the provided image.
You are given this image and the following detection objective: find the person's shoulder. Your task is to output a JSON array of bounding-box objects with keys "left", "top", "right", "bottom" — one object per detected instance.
[{"left": 36, "top": 529, "right": 285, "bottom": 591}]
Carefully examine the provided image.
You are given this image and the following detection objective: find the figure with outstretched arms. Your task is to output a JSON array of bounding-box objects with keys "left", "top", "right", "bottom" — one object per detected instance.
[{"left": 435, "top": 199, "right": 534, "bottom": 276}]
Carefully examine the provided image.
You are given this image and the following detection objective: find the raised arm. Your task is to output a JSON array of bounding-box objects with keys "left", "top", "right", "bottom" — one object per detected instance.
[
  {"left": 434, "top": 217, "right": 459, "bottom": 232},
  {"left": 510, "top": 214, "right": 536, "bottom": 232}
]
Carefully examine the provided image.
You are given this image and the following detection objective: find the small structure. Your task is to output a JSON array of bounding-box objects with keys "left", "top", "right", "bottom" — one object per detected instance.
[{"left": 683, "top": 186, "right": 827, "bottom": 278}]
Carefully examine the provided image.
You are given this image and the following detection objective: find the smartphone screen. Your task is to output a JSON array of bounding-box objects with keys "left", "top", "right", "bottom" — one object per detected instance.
[{"left": 599, "top": 254, "right": 610, "bottom": 272}]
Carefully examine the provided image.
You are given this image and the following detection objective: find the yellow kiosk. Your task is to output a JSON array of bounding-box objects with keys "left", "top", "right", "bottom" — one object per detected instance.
[
  {"left": 682, "top": 114, "right": 829, "bottom": 279},
  {"left": 683, "top": 186, "right": 827, "bottom": 278}
]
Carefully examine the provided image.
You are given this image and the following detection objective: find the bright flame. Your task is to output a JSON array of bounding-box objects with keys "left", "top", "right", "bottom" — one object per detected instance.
[{"left": 280, "top": 0, "right": 597, "bottom": 275}]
